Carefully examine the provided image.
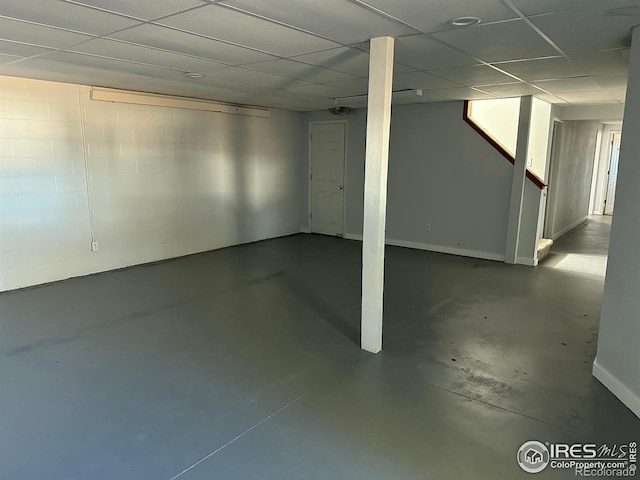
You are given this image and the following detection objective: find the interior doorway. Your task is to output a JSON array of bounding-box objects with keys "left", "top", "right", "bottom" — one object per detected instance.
[
  {"left": 543, "top": 120, "right": 563, "bottom": 239},
  {"left": 309, "top": 121, "right": 346, "bottom": 236},
  {"left": 603, "top": 132, "right": 621, "bottom": 215}
]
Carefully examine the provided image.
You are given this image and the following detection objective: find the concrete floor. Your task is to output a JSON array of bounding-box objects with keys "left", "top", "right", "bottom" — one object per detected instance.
[{"left": 1, "top": 216, "right": 638, "bottom": 479}]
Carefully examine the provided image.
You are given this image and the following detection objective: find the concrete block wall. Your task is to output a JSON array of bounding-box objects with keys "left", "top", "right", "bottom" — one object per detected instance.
[{"left": 0, "top": 75, "right": 305, "bottom": 291}]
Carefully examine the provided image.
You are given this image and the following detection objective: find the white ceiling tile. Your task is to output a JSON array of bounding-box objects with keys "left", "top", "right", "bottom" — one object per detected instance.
[
  {"left": 40, "top": 51, "right": 179, "bottom": 77},
  {"left": 493, "top": 57, "right": 587, "bottom": 81},
  {"left": 593, "top": 74, "right": 627, "bottom": 89},
  {"left": 355, "top": 0, "right": 518, "bottom": 34},
  {"left": 0, "top": 0, "right": 139, "bottom": 36},
  {"left": 0, "top": 54, "right": 22, "bottom": 66},
  {"left": 319, "top": 77, "right": 370, "bottom": 96},
  {"left": 531, "top": 8, "right": 636, "bottom": 54},
  {"left": 557, "top": 90, "right": 619, "bottom": 104},
  {"left": 108, "top": 24, "right": 276, "bottom": 65},
  {"left": 533, "top": 77, "right": 603, "bottom": 93},
  {"left": 427, "top": 64, "right": 516, "bottom": 86},
  {"left": 474, "top": 82, "right": 548, "bottom": 96},
  {"left": 167, "top": 77, "right": 268, "bottom": 99},
  {"left": 535, "top": 93, "right": 569, "bottom": 105},
  {"left": 157, "top": 4, "right": 340, "bottom": 57},
  {"left": 511, "top": 0, "right": 640, "bottom": 17},
  {"left": 414, "top": 87, "right": 496, "bottom": 102},
  {"left": 63, "top": 0, "right": 205, "bottom": 21},
  {"left": 219, "top": 0, "right": 417, "bottom": 44},
  {"left": 290, "top": 46, "right": 415, "bottom": 77},
  {"left": 5, "top": 58, "right": 149, "bottom": 86},
  {"left": 285, "top": 84, "right": 356, "bottom": 99},
  {"left": 68, "top": 39, "right": 228, "bottom": 72},
  {"left": 393, "top": 71, "right": 459, "bottom": 90},
  {"left": 144, "top": 76, "right": 258, "bottom": 98},
  {"left": 0, "top": 40, "right": 55, "bottom": 59},
  {"left": 432, "top": 19, "right": 559, "bottom": 62},
  {"left": 0, "top": 17, "right": 93, "bottom": 49},
  {"left": 395, "top": 35, "right": 477, "bottom": 70},
  {"left": 391, "top": 63, "right": 417, "bottom": 74},
  {"left": 571, "top": 49, "right": 630, "bottom": 76},
  {"left": 243, "top": 59, "right": 358, "bottom": 84},
  {"left": 609, "top": 87, "right": 627, "bottom": 102},
  {"left": 0, "top": 62, "right": 111, "bottom": 86},
  {"left": 290, "top": 47, "right": 370, "bottom": 76},
  {"left": 205, "top": 67, "right": 312, "bottom": 89},
  {"left": 509, "top": 0, "right": 577, "bottom": 15}
]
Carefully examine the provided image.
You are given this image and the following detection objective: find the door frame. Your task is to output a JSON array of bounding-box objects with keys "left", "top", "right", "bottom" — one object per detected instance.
[
  {"left": 544, "top": 119, "right": 563, "bottom": 239},
  {"left": 603, "top": 131, "right": 622, "bottom": 215},
  {"left": 307, "top": 120, "right": 348, "bottom": 235}
]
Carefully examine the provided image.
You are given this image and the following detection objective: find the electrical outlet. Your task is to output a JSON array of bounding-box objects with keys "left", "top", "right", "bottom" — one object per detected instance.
[
  {"left": 426, "top": 224, "right": 431, "bottom": 232},
  {"left": 91, "top": 241, "right": 99, "bottom": 252}
]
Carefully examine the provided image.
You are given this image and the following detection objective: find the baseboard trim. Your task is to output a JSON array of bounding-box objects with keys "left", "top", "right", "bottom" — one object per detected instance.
[
  {"left": 0, "top": 229, "right": 303, "bottom": 293},
  {"left": 593, "top": 357, "right": 640, "bottom": 419},
  {"left": 516, "top": 256, "right": 538, "bottom": 267},
  {"left": 343, "top": 233, "right": 505, "bottom": 262},
  {"left": 552, "top": 216, "right": 588, "bottom": 241}
]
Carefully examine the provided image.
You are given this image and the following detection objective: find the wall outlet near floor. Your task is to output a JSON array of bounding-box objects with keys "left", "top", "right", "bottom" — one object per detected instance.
[
  {"left": 426, "top": 224, "right": 431, "bottom": 231},
  {"left": 91, "top": 241, "right": 99, "bottom": 252}
]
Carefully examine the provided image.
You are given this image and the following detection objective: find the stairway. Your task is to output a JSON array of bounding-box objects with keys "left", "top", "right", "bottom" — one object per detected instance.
[{"left": 537, "top": 238, "right": 554, "bottom": 262}]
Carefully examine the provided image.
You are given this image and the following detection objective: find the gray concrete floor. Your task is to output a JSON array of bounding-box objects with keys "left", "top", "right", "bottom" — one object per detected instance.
[{"left": 1, "top": 217, "right": 638, "bottom": 479}]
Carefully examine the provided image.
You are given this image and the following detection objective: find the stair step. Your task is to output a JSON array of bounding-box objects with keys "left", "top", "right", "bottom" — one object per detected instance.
[{"left": 537, "top": 238, "right": 553, "bottom": 261}]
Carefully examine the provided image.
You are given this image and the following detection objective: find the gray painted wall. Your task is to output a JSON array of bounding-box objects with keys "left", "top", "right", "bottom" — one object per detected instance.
[
  {"left": 594, "top": 26, "right": 640, "bottom": 418},
  {"left": 546, "top": 120, "right": 601, "bottom": 240},
  {"left": 306, "top": 101, "right": 527, "bottom": 260}
]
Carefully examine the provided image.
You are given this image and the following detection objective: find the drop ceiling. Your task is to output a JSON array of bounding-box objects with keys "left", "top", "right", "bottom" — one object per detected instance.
[{"left": 0, "top": 0, "right": 637, "bottom": 111}]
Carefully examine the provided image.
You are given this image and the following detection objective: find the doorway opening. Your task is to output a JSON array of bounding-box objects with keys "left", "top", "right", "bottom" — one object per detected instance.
[
  {"left": 603, "top": 132, "right": 621, "bottom": 215},
  {"left": 308, "top": 121, "right": 347, "bottom": 236}
]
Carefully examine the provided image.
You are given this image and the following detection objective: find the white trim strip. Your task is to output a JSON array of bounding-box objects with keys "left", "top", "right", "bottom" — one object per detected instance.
[
  {"left": 91, "top": 87, "right": 271, "bottom": 118},
  {"left": 593, "top": 358, "right": 640, "bottom": 419}
]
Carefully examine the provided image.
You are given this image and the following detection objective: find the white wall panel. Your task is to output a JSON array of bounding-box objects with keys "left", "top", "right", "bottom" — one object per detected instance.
[{"left": 0, "top": 75, "right": 306, "bottom": 291}]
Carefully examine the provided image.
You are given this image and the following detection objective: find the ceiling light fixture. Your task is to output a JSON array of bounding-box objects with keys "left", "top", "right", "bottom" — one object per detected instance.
[
  {"left": 183, "top": 72, "right": 204, "bottom": 78},
  {"left": 448, "top": 16, "right": 481, "bottom": 27}
]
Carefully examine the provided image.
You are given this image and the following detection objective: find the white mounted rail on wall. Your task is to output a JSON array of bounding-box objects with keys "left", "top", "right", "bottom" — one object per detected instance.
[{"left": 90, "top": 87, "right": 271, "bottom": 118}]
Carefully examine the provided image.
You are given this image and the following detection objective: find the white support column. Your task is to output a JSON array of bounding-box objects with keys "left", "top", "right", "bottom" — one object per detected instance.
[
  {"left": 361, "top": 36, "right": 394, "bottom": 354},
  {"left": 593, "top": 25, "right": 640, "bottom": 418},
  {"left": 504, "top": 95, "right": 533, "bottom": 264}
]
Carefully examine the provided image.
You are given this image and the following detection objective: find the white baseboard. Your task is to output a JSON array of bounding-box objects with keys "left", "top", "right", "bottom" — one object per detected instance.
[
  {"left": 552, "top": 216, "right": 588, "bottom": 241},
  {"left": 593, "top": 358, "right": 640, "bottom": 419},
  {"left": 343, "top": 233, "right": 363, "bottom": 241},
  {"left": 343, "top": 233, "right": 505, "bottom": 262},
  {"left": 517, "top": 256, "right": 538, "bottom": 267},
  {"left": 300, "top": 227, "right": 310, "bottom": 233}
]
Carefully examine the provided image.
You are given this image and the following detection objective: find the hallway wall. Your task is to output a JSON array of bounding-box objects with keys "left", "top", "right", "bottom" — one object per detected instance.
[
  {"left": 545, "top": 120, "right": 602, "bottom": 240},
  {"left": 595, "top": 25, "right": 640, "bottom": 419}
]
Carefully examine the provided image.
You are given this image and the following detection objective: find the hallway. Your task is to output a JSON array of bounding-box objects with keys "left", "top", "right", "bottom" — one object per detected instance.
[
  {"left": 541, "top": 216, "right": 612, "bottom": 279},
  {"left": 0, "top": 218, "right": 637, "bottom": 479}
]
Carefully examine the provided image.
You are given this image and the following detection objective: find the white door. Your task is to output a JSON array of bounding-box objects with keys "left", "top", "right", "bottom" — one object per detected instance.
[
  {"left": 604, "top": 133, "right": 621, "bottom": 215},
  {"left": 310, "top": 122, "right": 345, "bottom": 236}
]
